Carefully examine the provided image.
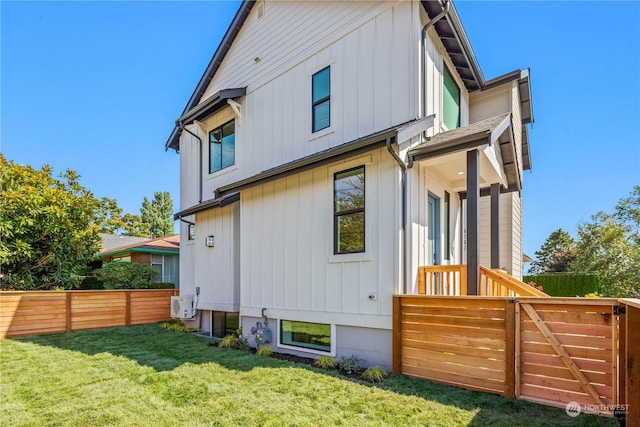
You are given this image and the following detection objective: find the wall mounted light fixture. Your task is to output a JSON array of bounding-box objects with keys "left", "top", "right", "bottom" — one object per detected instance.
[{"left": 205, "top": 235, "right": 215, "bottom": 247}]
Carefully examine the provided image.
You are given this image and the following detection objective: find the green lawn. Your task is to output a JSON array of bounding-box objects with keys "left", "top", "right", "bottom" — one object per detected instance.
[{"left": 0, "top": 324, "right": 616, "bottom": 427}]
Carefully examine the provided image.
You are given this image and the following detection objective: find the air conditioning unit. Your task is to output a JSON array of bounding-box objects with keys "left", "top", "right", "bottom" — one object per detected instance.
[{"left": 171, "top": 296, "right": 194, "bottom": 319}]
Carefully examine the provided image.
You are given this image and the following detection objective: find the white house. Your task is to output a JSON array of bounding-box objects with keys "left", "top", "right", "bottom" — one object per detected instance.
[{"left": 166, "top": 0, "right": 534, "bottom": 368}]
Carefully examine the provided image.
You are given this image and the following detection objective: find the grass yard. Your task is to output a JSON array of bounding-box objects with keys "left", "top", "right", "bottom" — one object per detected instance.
[{"left": 0, "top": 324, "right": 617, "bottom": 427}]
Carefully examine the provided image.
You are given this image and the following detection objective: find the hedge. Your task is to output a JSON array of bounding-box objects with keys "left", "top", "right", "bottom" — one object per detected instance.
[{"left": 523, "top": 273, "right": 601, "bottom": 297}]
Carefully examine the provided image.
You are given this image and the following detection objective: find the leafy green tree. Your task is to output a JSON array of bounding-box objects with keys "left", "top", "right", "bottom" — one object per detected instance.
[
  {"left": 0, "top": 156, "right": 101, "bottom": 290},
  {"left": 572, "top": 190, "right": 640, "bottom": 297},
  {"left": 96, "top": 197, "right": 125, "bottom": 234},
  {"left": 529, "top": 229, "right": 576, "bottom": 274},
  {"left": 121, "top": 213, "right": 150, "bottom": 237},
  {"left": 140, "top": 191, "right": 174, "bottom": 238},
  {"left": 94, "top": 262, "right": 158, "bottom": 289}
]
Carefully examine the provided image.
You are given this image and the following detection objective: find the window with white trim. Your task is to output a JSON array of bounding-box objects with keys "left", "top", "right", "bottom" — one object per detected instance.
[
  {"left": 334, "top": 166, "right": 365, "bottom": 254},
  {"left": 312, "top": 66, "right": 330, "bottom": 132}
]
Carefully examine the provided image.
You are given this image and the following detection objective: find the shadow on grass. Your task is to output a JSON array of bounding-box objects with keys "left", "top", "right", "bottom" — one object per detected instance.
[{"left": 17, "top": 323, "right": 618, "bottom": 427}]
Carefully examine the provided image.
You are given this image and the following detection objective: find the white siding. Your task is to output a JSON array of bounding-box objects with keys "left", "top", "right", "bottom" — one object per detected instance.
[
  {"left": 194, "top": 203, "right": 240, "bottom": 312},
  {"left": 240, "top": 148, "right": 399, "bottom": 329},
  {"left": 185, "top": 1, "right": 417, "bottom": 196},
  {"left": 469, "top": 85, "right": 510, "bottom": 124}
]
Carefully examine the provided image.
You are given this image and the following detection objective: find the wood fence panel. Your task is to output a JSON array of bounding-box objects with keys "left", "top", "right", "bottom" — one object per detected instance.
[
  {"left": 130, "top": 290, "right": 177, "bottom": 324},
  {"left": 620, "top": 299, "right": 640, "bottom": 422},
  {"left": 394, "top": 295, "right": 514, "bottom": 396},
  {"left": 0, "top": 290, "right": 177, "bottom": 338},
  {"left": 517, "top": 299, "right": 618, "bottom": 415},
  {"left": 0, "top": 293, "right": 68, "bottom": 338}
]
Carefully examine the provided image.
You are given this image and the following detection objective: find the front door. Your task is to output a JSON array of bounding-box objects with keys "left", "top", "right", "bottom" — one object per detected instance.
[{"left": 427, "top": 193, "right": 441, "bottom": 265}]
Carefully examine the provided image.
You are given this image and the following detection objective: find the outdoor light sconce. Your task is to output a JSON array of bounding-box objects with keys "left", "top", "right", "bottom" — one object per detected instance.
[{"left": 205, "top": 235, "right": 215, "bottom": 247}]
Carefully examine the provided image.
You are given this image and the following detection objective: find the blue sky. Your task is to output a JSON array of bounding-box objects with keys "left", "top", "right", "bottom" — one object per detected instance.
[{"left": 2, "top": 1, "right": 639, "bottom": 261}]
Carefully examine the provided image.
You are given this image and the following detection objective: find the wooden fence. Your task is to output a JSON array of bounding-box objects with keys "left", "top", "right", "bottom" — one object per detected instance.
[
  {"left": 0, "top": 289, "right": 179, "bottom": 339},
  {"left": 393, "top": 295, "right": 639, "bottom": 418}
]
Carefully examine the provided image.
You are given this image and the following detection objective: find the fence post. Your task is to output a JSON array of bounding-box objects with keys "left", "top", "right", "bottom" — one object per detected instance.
[
  {"left": 392, "top": 295, "right": 402, "bottom": 374},
  {"left": 504, "top": 298, "right": 516, "bottom": 398},
  {"left": 125, "top": 291, "right": 131, "bottom": 326},
  {"left": 65, "top": 292, "right": 72, "bottom": 332}
]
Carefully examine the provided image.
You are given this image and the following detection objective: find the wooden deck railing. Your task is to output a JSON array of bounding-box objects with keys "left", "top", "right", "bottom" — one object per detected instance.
[
  {"left": 479, "top": 266, "right": 548, "bottom": 297},
  {"left": 417, "top": 265, "right": 467, "bottom": 296},
  {"left": 417, "top": 265, "right": 548, "bottom": 297}
]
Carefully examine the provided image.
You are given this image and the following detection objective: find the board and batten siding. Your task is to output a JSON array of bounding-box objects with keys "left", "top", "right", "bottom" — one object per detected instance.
[
  {"left": 239, "top": 148, "right": 400, "bottom": 330},
  {"left": 192, "top": 203, "right": 240, "bottom": 312},
  {"left": 182, "top": 1, "right": 418, "bottom": 201}
]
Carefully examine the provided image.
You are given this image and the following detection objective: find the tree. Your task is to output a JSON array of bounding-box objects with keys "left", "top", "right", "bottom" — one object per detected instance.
[
  {"left": 96, "top": 197, "right": 125, "bottom": 234},
  {"left": 572, "top": 188, "right": 640, "bottom": 298},
  {"left": 0, "top": 156, "right": 101, "bottom": 290},
  {"left": 140, "top": 191, "right": 174, "bottom": 238},
  {"left": 121, "top": 213, "right": 150, "bottom": 237},
  {"left": 529, "top": 229, "right": 576, "bottom": 274}
]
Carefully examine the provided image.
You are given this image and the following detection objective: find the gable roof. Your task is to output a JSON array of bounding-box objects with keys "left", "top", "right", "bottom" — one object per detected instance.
[
  {"left": 166, "top": 0, "right": 534, "bottom": 151},
  {"left": 99, "top": 234, "right": 180, "bottom": 258}
]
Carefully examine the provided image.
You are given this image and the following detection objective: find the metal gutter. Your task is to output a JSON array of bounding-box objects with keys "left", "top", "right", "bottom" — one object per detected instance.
[
  {"left": 100, "top": 247, "right": 179, "bottom": 258},
  {"left": 173, "top": 192, "right": 240, "bottom": 220}
]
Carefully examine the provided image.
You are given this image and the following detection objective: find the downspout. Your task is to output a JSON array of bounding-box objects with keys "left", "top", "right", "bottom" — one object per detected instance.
[
  {"left": 178, "top": 121, "right": 204, "bottom": 204},
  {"left": 386, "top": 137, "right": 408, "bottom": 293},
  {"left": 421, "top": 0, "right": 451, "bottom": 125}
]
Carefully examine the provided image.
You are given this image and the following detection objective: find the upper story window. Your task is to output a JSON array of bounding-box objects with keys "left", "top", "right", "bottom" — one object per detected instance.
[
  {"left": 443, "top": 64, "right": 460, "bottom": 130},
  {"left": 334, "top": 166, "right": 365, "bottom": 254},
  {"left": 312, "top": 66, "right": 330, "bottom": 133},
  {"left": 209, "top": 120, "right": 235, "bottom": 174}
]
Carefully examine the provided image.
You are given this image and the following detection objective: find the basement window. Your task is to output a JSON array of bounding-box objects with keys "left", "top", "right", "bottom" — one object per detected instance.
[{"left": 280, "top": 320, "right": 331, "bottom": 353}]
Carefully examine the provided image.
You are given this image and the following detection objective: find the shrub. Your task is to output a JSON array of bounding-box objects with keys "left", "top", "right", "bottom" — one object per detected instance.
[
  {"left": 523, "top": 273, "right": 601, "bottom": 297},
  {"left": 314, "top": 356, "right": 337, "bottom": 369},
  {"left": 94, "top": 262, "right": 158, "bottom": 289},
  {"left": 256, "top": 347, "right": 273, "bottom": 357},
  {"left": 361, "top": 366, "right": 388, "bottom": 383},
  {"left": 159, "top": 321, "right": 200, "bottom": 333},
  {"left": 338, "top": 355, "right": 363, "bottom": 375},
  {"left": 218, "top": 334, "right": 250, "bottom": 352}
]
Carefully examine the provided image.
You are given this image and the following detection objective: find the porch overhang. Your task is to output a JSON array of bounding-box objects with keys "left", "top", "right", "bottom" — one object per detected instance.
[
  {"left": 165, "top": 87, "right": 247, "bottom": 151},
  {"left": 407, "top": 114, "right": 521, "bottom": 191}
]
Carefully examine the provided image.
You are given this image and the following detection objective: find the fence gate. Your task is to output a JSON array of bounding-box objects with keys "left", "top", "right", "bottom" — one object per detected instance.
[{"left": 516, "top": 298, "right": 618, "bottom": 415}]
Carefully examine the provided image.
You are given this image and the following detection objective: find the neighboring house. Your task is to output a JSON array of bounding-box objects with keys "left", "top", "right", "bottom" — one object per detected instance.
[
  {"left": 98, "top": 234, "right": 180, "bottom": 286},
  {"left": 167, "top": 0, "right": 534, "bottom": 368}
]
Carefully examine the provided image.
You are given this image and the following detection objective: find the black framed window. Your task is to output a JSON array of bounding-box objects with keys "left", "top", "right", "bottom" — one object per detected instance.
[
  {"left": 334, "top": 166, "right": 365, "bottom": 254},
  {"left": 312, "top": 66, "right": 330, "bottom": 132},
  {"left": 211, "top": 311, "right": 239, "bottom": 338},
  {"left": 443, "top": 65, "right": 461, "bottom": 129},
  {"left": 209, "top": 120, "right": 235, "bottom": 174}
]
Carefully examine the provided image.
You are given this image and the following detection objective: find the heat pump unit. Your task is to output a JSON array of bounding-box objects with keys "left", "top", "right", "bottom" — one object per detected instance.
[{"left": 171, "top": 296, "right": 194, "bottom": 319}]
